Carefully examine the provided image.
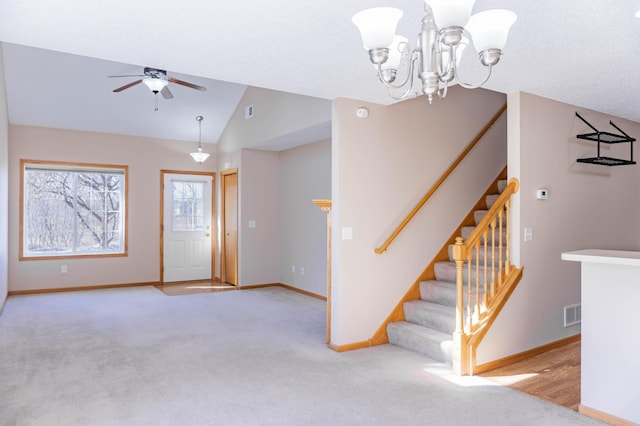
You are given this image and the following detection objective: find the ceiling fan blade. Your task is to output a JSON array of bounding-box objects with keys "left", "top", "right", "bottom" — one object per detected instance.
[
  {"left": 108, "top": 74, "right": 145, "bottom": 78},
  {"left": 112, "top": 79, "right": 143, "bottom": 92},
  {"left": 168, "top": 77, "right": 207, "bottom": 92},
  {"left": 161, "top": 85, "right": 174, "bottom": 99}
]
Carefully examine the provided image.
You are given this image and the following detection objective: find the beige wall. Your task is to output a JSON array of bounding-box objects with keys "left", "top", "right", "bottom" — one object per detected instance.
[
  {"left": 8, "top": 125, "right": 217, "bottom": 291},
  {"left": 215, "top": 86, "right": 332, "bottom": 291},
  {"left": 478, "top": 92, "right": 640, "bottom": 363},
  {"left": 0, "top": 45, "right": 8, "bottom": 309},
  {"left": 238, "top": 149, "right": 281, "bottom": 286},
  {"left": 331, "top": 86, "right": 507, "bottom": 345},
  {"left": 223, "top": 141, "right": 331, "bottom": 291},
  {"left": 279, "top": 139, "right": 331, "bottom": 296},
  {"left": 217, "top": 86, "right": 330, "bottom": 153}
]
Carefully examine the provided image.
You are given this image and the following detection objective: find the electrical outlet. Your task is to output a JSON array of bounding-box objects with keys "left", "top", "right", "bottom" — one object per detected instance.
[
  {"left": 291, "top": 265, "right": 295, "bottom": 273},
  {"left": 61, "top": 265, "right": 68, "bottom": 274},
  {"left": 300, "top": 267, "right": 304, "bottom": 276}
]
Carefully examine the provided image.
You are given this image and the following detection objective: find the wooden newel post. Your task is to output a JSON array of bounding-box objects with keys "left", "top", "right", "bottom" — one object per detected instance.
[{"left": 452, "top": 236, "right": 468, "bottom": 375}]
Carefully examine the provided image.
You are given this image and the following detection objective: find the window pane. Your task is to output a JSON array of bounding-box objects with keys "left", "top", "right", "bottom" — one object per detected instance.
[
  {"left": 172, "top": 180, "right": 205, "bottom": 231},
  {"left": 23, "top": 163, "right": 126, "bottom": 258}
]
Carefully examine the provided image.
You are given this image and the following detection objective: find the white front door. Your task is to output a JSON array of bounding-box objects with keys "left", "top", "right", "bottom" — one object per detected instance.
[{"left": 163, "top": 173, "right": 212, "bottom": 282}]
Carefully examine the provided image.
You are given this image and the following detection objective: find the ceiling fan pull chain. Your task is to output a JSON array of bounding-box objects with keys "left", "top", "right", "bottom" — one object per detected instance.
[{"left": 154, "top": 93, "right": 159, "bottom": 111}]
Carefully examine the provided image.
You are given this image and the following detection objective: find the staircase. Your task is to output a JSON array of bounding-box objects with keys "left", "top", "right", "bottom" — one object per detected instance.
[{"left": 386, "top": 179, "right": 509, "bottom": 364}]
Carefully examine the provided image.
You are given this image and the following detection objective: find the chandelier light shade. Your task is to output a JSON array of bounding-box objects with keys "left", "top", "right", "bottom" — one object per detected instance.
[
  {"left": 351, "top": 7, "right": 403, "bottom": 52},
  {"left": 142, "top": 77, "right": 168, "bottom": 93},
  {"left": 465, "top": 10, "right": 517, "bottom": 52},
  {"left": 190, "top": 116, "right": 210, "bottom": 165},
  {"left": 352, "top": 0, "right": 517, "bottom": 103},
  {"left": 425, "top": 0, "right": 475, "bottom": 29}
]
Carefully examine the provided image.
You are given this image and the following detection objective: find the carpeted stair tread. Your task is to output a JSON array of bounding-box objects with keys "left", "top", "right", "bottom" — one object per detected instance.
[
  {"left": 403, "top": 300, "right": 455, "bottom": 334},
  {"left": 387, "top": 321, "right": 453, "bottom": 363},
  {"left": 387, "top": 178, "right": 508, "bottom": 363}
]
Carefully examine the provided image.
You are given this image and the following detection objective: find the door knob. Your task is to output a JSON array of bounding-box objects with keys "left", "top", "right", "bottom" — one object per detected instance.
[{"left": 205, "top": 233, "right": 210, "bottom": 237}]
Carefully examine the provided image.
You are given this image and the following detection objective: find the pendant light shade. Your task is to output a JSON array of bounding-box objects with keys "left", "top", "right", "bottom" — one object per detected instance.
[{"left": 190, "top": 116, "right": 210, "bottom": 164}]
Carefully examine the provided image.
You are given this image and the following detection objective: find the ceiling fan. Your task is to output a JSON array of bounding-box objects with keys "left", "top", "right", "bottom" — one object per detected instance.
[{"left": 109, "top": 67, "right": 206, "bottom": 107}]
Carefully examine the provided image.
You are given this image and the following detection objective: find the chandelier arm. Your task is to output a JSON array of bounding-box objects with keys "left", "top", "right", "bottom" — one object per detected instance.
[
  {"left": 376, "top": 51, "right": 418, "bottom": 90},
  {"left": 434, "top": 32, "right": 453, "bottom": 79},
  {"left": 438, "top": 82, "right": 448, "bottom": 99},
  {"left": 386, "top": 80, "right": 417, "bottom": 100},
  {"left": 452, "top": 60, "right": 494, "bottom": 89}
]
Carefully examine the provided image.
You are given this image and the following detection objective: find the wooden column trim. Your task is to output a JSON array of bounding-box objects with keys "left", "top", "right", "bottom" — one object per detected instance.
[{"left": 313, "top": 199, "right": 332, "bottom": 344}]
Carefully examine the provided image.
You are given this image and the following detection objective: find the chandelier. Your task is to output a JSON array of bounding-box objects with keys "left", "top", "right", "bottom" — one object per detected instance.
[
  {"left": 190, "top": 115, "right": 210, "bottom": 164},
  {"left": 352, "top": 0, "right": 517, "bottom": 103}
]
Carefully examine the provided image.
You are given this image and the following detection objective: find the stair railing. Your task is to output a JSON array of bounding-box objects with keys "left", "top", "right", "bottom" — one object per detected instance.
[
  {"left": 452, "top": 177, "right": 522, "bottom": 375},
  {"left": 374, "top": 103, "right": 507, "bottom": 254}
]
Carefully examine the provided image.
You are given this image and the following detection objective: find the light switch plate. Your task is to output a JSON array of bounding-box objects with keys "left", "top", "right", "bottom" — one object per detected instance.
[{"left": 342, "top": 227, "right": 353, "bottom": 240}]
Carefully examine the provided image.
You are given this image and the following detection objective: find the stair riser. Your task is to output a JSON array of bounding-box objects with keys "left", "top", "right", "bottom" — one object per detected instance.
[
  {"left": 387, "top": 323, "right": 453, "bottom": 363},
  {"left": 486, "top": 193, "right": 507, "bottom": 209},
  {"left": 420, "top": 282, "right": 456, "bottom": 307},
  {"left": 461, "top": 226, "right": 507, "bottom": 245},
  {"left": 474, "top": 210, "right": 508, "bottom": 226},
  {"left": 420, "top": 281, "right": 486, "bottom": 310},
  {"left": 434, "top": 262, "right": 499, "bottom": 286},
  {"left": 404, "top": 304, "right": 455, "bottom": 334}
]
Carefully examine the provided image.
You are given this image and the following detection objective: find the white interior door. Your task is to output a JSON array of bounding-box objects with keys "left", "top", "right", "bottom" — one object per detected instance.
[{"left": 163, "top": 173, "right": 212, "bottom": 282}]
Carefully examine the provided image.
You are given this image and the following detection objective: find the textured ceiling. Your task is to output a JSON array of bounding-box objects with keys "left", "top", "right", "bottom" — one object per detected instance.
[{"left": 1, "top": 0, "right": 640, "bottom": 144}]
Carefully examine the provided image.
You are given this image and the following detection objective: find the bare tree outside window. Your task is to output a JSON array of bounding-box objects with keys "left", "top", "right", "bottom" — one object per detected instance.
[
  {"left": 172, "top": 181, "right": 205, "bottom": 232},
  {"left": 21, "top": 162, "right": 127, "bottom": 258}
]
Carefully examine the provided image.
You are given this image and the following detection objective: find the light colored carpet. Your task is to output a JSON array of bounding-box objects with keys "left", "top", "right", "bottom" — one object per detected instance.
[{"left": 0, "top": 286, "right": 604, "bottom": 425}]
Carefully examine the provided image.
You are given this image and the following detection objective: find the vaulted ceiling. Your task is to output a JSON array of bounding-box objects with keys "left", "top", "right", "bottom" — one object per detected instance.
[{"left": 2, "top": 1, "right": 640, "bottom": 145}]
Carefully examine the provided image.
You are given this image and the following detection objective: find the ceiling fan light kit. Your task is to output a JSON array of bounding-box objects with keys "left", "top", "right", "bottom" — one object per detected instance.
[
  {"left": 142, "top": 77, "right": 168, "bottom": 93},
  {"left": 352, "top": 0, "right": 517, "bottom": 103},
  {"left": 190, "top": 115, "right": 210, "bottom": 165},
  {"left": 110, "top": 67, "right": 206, "bottom": 110}
]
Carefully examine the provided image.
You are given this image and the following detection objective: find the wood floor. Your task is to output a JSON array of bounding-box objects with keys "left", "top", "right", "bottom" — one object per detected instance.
[
  {"left": 154, "top": 280, "right": 236, "bottom": 296},
  {"left": 479, "top": 340, "right": 581, "bottom": 411}
]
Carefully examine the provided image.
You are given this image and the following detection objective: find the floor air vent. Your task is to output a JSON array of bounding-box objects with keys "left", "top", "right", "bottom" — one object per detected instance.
[{"left": 564, "top": 303, "right": 582, "bottom": 327}]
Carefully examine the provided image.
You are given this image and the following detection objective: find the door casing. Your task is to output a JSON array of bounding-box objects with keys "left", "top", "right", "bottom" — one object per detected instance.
[
  {"left": 221, "top": 168, "right": 238, "bottom": 285},
  {"left": 160, "top": 169, "right": 216, "bottom": 283}
]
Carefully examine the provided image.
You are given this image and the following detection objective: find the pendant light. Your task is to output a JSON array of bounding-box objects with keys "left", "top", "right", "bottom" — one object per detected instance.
[{"left": 190, "top": 115, "right": 210, "bottom": 164}]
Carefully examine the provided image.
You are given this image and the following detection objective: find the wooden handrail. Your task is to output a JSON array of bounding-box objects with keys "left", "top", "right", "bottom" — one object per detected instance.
[
  {"left": 374, "top": 103, "right": 507, "bottom": 254},
  {"left": 463, "top": 178, "right": 519, "bottom": 249}
]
